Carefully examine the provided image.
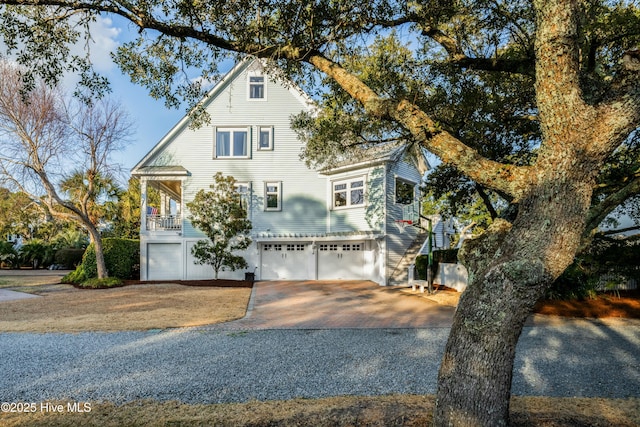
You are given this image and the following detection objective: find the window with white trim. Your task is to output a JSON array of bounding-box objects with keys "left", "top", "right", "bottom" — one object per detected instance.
[
  {"left": 395, "top": 178, "right": 416, "bottom": 205},
  {"left": 332, "top": 177, "right": 365, "bottom": 209},
  {"left": 258, "top": 126, "right": 274, "bottom": 150},
  {"left": 215, "top": 128, "right": 249, "bottom": 158},
  {"left": 265, "top": 181, "right": 282, "bottom": 211},
  {"left": 248, "top": 73, "right": 266, "bottom": 100}
]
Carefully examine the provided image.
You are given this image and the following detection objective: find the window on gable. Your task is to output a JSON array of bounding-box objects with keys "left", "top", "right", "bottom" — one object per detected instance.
[
  {"left": 249, "top": 74, "right": 265, "bottom": 100},
  {"left": 258, "top": 126, "right": 273, "bottom": 150},
  {"left": 215, "top": 128, "right": 249, "bottom": 158},
  {"left": 332, "top": 177, "right": 365, "bottom": 209},
  {"left": 265, "top": 181, "right": 282, "bottom": 211},
  {"left": 395, "top": 178, "right": 416, "bottom": 205}
]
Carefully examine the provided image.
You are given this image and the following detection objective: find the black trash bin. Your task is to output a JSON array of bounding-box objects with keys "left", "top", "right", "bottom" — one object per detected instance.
[{"left": 244, "top": 272, "right": 255, "bottom": 282}]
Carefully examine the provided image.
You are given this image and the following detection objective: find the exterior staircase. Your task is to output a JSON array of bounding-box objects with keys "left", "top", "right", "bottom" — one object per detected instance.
[{"left": 388, "top": 231, "right": 429, "bottom": 286}]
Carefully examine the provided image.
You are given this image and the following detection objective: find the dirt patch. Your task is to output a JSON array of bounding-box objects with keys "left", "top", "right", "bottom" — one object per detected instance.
[{"left": 0, "top": 283, "right": 251, "bottom": 332}]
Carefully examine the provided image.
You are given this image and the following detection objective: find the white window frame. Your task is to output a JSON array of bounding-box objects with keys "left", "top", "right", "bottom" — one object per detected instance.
[
  {"left": 248, "top": 72, "right": 267, "bottom": 101},
  {"left": 395, "top": 177, "right": 417, "bottom": 205},
  {"left": 214, "top": 127, "right": 251, "bottom": 159},
  {"left": 332, "top": 176, "right": 365, "bottom": 209},
  {"left": 258, "top": 126, "right": 274, "bottom": 151},
  {"left": 264, "top": 181, "right": 282, "bottom": 211}
]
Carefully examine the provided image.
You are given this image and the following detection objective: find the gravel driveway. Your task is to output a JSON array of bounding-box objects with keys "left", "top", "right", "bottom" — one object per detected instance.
[{"left": 1, "top": 320, "right": 638, "bottom": 404}]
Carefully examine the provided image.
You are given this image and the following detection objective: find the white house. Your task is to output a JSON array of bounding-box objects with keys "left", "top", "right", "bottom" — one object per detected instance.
[{"left": 131, "top": 59, "right": 428, "bottom": 285}]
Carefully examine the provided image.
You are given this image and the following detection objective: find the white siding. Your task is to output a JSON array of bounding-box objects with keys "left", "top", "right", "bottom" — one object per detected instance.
[{"left": 144, "top": 62, "right": 326, "bottom": 238}]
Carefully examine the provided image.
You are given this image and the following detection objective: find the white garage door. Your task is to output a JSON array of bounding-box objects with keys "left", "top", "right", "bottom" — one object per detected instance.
[
  {"left": 147, "top": 243, "right": 183, "bottom": 280},
  {"left": 261, "top": 243, "right": 310, "bottom": 280},
  {"left": 317, "top": 242, "right": 364, "bottom": 280}
]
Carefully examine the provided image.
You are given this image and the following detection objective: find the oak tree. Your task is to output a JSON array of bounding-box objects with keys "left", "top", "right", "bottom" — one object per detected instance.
[{"left": 2, "top": 1, "right": 639, "bottom": 425}]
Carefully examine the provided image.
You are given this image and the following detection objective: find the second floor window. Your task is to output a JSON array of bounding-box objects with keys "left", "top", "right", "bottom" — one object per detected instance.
[
  {"left": 395, "top": 178, "right": 416, "bottom": 205},
  {"left": 258, "top": 126, "right": 273, "bottom": 150},
  {"left": 333, "top": 177, "right": 365, "bottom": 208},
  {"left": 265, "top": 181, "right": 282, "bottom": 211},
  {"left": 216, "top": 128, "right": 248, "bottom": 158}
]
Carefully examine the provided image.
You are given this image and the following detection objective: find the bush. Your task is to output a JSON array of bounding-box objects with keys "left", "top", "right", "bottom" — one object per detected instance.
[
  {"left": 76, "top": 277, "right": 123, "bottom": 289},
  {"left": 546, "top": 262, "right": 598, "bottom": 300},
  {"left": 0, "top": 241, "right": 19, "bottom": 269},
  {"left": 415, "top": 249, "right": 459, "bottom": 281},
  {"left": 62, "top": 267, "right": 87, "bottom": 285},
  {"left": 547, "top": 235, "right": 640, "bottom": 300},
  {"left": 64, "top": 238, "right": 139, "bottom": 283},
  {"left": 54, "top": 247, "right": 85, "bottom": 269}
]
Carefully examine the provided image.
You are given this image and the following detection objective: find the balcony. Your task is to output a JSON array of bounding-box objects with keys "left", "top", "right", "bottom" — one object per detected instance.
[{"left": 146, "top": 214, "right": 181, "bottom": 231}]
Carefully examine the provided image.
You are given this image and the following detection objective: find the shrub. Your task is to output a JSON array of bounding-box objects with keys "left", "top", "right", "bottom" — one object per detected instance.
[
  {"left": 62, "top": 266, "right": 87, "bottom": 284},
  {"left": 415, "top": 249, "right": 459, "bottom": 281},
  {"left": 54, "top": 247, "right": 85, "bottom": 269},
  {"left": 545, "top": 261, "right": 598, "bottom": 300},
  {"left": 547, "top": 235, "right": 640, "bottom": 300},
  {"left": 76, "top": 277, "right": 123, "bottom": 289},
  {"left": 0, "top": 241, "right": 19, "bottom": 269},
  {"left": 71, "top": 238, "right": 139, "bottom": 281}
]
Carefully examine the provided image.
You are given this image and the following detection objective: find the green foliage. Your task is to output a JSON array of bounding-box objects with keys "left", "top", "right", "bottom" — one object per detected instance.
[
  {"left": 18, "top": 239, "right": 50, "bottom": 269},
  {"left": 107, "top": 178, "right": 160, "bottom": 239},
  {"left": 76, "top": 238, "right": 140, "bottom": 281},
  {"left": 547, "top": 235, "right": 640, "bottom": 300},
  {"left": 60, "top": 171, "right": 122, "bottom": 227},
  {"left": 62, "top": 267, "right": 87, "bottom": 285},
  {"left": 75, "top": 277, "right": 123, "bottom": 289},
  {"left": 54, "top": 248, "right": 85, "bottom": 269},
  {"left": 0, "top": 240, "right": 19, "bottom": 269},
  {"left": 415, "top": 249, "right": 459, "bottom": 281},
  {"left": 187, "top": 173, "right": 252, "bottom": 279}
]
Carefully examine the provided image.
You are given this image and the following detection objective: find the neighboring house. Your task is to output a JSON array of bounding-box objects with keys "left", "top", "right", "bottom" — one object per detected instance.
[{"left": 131, "top": 59, "right": 429, "bottom": 285}]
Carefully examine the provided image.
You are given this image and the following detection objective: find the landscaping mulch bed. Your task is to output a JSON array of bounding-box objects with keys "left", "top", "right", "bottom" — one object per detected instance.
[{"left": 534, "top": 289, "right": 640, "bottom": 319}]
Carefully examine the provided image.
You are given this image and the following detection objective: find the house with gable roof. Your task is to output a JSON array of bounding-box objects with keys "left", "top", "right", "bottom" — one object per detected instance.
[{"left": 131, "top": 59, "right": 430, "bottom": 285}]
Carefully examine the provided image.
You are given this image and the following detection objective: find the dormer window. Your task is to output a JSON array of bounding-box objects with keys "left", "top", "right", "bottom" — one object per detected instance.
[{"left": 248, "top": 73, "right": 265, "bottom": 100}]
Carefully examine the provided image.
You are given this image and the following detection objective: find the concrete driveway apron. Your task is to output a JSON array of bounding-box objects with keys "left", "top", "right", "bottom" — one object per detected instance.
[{"left": 211, "top": 280, "right": 457, "bottom": 330}]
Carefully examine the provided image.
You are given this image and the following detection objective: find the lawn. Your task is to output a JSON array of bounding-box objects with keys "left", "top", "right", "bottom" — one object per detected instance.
[
  {"left": 1, "top": 271, "right": 639, "bottom": 426},
  {"left": 0, "top": 275, "right": 251, "bottom": 332}
]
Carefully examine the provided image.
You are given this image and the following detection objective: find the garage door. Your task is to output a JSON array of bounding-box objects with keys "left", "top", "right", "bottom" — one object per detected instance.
[
  {"left": 261, "top": 243, "right": 309, "bottom": 280},
  {"left": 147, "top": 243, "right": 183, "bottom": 280},
  {"left": 317, "top": 242, "right": 364, "bottom": 280}
]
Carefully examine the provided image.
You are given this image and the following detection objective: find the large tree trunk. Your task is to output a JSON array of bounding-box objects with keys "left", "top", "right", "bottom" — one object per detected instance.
[
  {"left": 433, "top": 173, "right": 593, "bottom": 426},
  {"left": 87, "top": 225, "right": 108, "bottom": 279}
]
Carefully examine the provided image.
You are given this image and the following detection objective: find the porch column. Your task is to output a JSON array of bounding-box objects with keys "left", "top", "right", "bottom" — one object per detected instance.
[
  {"left": 160, "top": 192, "right": 168, "bottom": 216},
  {"left": 140, "top": 178, "right": 148, "bottom": 233}
]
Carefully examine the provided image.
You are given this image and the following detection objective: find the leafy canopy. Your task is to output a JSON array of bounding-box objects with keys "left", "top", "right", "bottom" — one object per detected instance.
[{"left": 186, "top": 173, "right": 252, "bottom": 278}]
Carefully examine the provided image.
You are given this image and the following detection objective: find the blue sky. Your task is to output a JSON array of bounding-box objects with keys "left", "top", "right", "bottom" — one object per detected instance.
[{"left": 76, "top": 17, "right": 188, "bottom": 176}]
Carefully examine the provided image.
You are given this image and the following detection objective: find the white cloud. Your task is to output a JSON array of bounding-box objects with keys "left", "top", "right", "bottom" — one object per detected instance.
[{"left": 87, "top": 16, "right": 122, "bottom": 73}]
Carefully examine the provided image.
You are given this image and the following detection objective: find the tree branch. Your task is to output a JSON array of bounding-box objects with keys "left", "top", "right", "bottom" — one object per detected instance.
[
  {"left": 307, "top": 53, "right": 531, "bottom": 199},
  {"left": 421, "top": 26, "right": 535, "bottom": 75},
  {"left": 584, "top": 175, "right": 640, "bottom": 236}
]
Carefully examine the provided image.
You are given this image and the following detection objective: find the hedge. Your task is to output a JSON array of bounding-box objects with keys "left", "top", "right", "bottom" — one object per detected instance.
[
  {"left": 54, "top": 248, "right": 85, "bottom": 269},
  {"left": 64, "top": 238, "right": 139, "bottom": 283},
  {"left": 414, "top": 249, "right": 459, "bottom": 281}
]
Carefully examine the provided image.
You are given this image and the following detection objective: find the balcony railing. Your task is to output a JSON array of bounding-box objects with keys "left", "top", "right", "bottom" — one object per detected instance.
[{"left": 146, "top": 214, "right": 181, "bottom": 231}]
